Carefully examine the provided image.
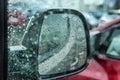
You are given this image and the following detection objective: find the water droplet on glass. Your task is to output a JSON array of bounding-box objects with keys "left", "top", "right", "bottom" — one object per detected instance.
[
  {"left": 29, "top": 54, "right": 32, "bottom": 57},
  {"left": 44, "top": 15, "right": 48, "bottom": 19},
  {"left": 30, "top": 38, "right": 33, "bottom": 41},
  {"left": 53, "top": 37, "right": 59, "bottom": 41},
  {"left": 13, "top": 30, "right": 15, "bottom": 33},
  {"left": 73, "top": 17, "right": 77, "bottom": 21},
  {"left": 23, "top": 23, "right": 26, "bottom": 26},
  {"left": 34, "top": 41, "right": 37, "bottom": 45},
  {"left": 14, "top": 63, "right": 17, "bottom": 65},
  {"left": 31, "top": 23, "right": 34, "bottom": 26},
  {"left": 36, "top": 13, "right": 40, "bottom": 16},
  {"left": 49, "top": 11, "right": 53, "bottom": 15},
  {"left": 62, "top": 14, "right": 68, "bottom": 18}
]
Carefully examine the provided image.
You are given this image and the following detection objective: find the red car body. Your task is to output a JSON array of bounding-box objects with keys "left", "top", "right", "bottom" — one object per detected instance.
[{"left": 60, "top": 17, "right": 120, "bottom": 80}]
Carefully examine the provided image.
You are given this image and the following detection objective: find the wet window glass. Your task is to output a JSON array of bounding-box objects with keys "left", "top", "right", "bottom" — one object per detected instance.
[
  {"left": 7, "top": 7, "right": 41, "bottom": 79},
  {"left": 7, "top": 17, "right": 40, "bottom": 80}
]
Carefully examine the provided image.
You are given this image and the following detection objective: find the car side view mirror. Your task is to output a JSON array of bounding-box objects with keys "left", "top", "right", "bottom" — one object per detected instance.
[
  {"left": 38, "top": 9, "right": 90, "bottom": 79},
  {"left": 7, "top": 9, "right": 90, "bottom": 80}
]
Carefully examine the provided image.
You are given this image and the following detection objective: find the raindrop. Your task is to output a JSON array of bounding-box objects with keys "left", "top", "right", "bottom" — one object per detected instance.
[
  {"left": 70, "top": 67, "right": 76, "bottom": 70},
  {"left": 58, "top": 68, "right": 61, "bottom": 71},
  {"left": 14, "top": 63, "right": 17, "bottom": 65},
  {"left": 53, "top": 37, "right": 59, "bottom": 41},
  {"left": 32, "top": 16, "right": 35, "bottom": 19},
  {"left": 76, "top": 35, "right": 80, "bottom": 40},
  {"left": 19, "top": 30, "right": 21, "bottom": 32},
  {"left": 36, "top": 13, "right": 40, "bottom": 16},
  {"left": 26, "top": 55, "right": 29, "bottom": 58},
  {"left": 19, "top": 26, "right": 22, "bottom": 29},
  {"left": 33, "top": 51, "right": 36, "bottom": 54},
  {"left": 34, "top": 41, "right": 37, "bottom": 45},
  {"left": 44, "top": 15, "right": 48, "bottom": 19},
  {"left": 27, "top": 58, "right": 29, "bottom": 61},
  {"left": 73, "top": 17, "right": 77, "bottom": 21},
  {"left": 28, "top": 17, "right": 31, "bottom": 19},
  {"left": 30, "top": 38, "right": 33, "bottom": 41},
  {"left": 21, "top": 61, "right": 25, "bottom": 64},
  {"left": 78, "top": 28, "right": 82, "bottom": 32},
  {"left": 31, "top": 23, "right": 34, "bottom": 26},
  {"left": 79, "top": 51, "right": 84, "bottom": 56},
  {"left": 23, "top": 29, "right": 26, "bottom": 32},
  {"left": 29, "top": 54, "right": 32, "bottom": 57},
  {"left": 35, "top": 22, "right": 38, "bottom": 25},
  {"left": 49, "top": 11, "right": 53, "bottom": 15},
  {"left": 62, "top": 13, "right": 68, "bottom": 18},
  {"left": 13, "top": 30, "right": 16, "bottom": 33},
  {"left": 23, "top": 23, "right": 26, "bottom": 26}
]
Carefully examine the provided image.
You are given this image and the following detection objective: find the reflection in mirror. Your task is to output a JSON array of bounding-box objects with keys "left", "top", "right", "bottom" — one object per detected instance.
[
  {"left": 107, "top": 29, "right": 120, "bottom": 57},
  {"left": 38, "top": 13, "right": 87, "bottom": 75}
]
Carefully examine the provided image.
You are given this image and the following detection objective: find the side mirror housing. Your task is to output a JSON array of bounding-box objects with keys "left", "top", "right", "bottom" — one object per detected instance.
[{"left": 38, "top": 9, "right": 90, "bottom": 79}]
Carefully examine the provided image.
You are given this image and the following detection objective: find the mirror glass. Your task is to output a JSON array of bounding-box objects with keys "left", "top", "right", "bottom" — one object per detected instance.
[{"left": 38, "top": 13, "right": 87, "bottom": 75}]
